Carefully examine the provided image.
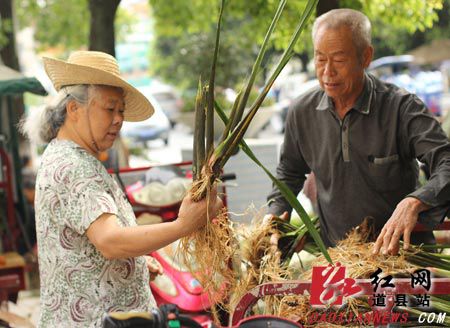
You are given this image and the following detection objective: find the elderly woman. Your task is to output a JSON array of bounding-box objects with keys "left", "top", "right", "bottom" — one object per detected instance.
[{"left": 21, "top": 51, "right": 222, "bottom": 327}]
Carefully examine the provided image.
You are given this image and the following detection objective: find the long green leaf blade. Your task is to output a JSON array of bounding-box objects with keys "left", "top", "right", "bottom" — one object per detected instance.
[
  {"left": 216, "top": 0, "right": 318, "bottom": 164},
  {"left": 193, "top": 78, "right": 206, "bottom": 180},
  {"left": 214, "top": 101, "right": 332, "bottom": 263},
  {"left": 230, "top": 0, "right": 287, "bottom": 131},
  {"left": 206, "top": 0, "right": 226, "bottom": 159}
]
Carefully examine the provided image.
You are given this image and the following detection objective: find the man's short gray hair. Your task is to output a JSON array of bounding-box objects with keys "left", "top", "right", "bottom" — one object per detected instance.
[
  {"left": 312, "top": 8, "right": 372, "bottom": 56},
  {"left": 20, "top": 85, "right": 90, "bottom": 144}
]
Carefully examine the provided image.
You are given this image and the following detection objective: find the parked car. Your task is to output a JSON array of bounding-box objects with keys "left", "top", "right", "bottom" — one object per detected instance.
[
  {"left": 368, "top": 55, "right": 415, "bottom": 77},
  {"left": 149, "top": 82, "right": 184, "bottom": 127},
  {"left": 369, "top": 55, "right": 444, "bottom": 116},
  {"left": 121, "top": 86, "right": 170, "bottom": 147}
]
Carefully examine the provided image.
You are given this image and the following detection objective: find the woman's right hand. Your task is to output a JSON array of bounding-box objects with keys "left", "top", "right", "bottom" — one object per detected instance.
[{"left": 177, "top": 186, "right": 224, "bottom": 235}]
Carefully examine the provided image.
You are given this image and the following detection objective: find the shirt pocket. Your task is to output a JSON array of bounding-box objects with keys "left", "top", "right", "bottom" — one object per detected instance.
[{"left": 367, "top": 154, "right": 403, "bottom": 192}]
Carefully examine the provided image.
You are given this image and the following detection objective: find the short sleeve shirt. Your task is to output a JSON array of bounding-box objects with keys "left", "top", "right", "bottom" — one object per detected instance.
[{"left": 35, "top": 139, "right": 156, "bottom": 327}]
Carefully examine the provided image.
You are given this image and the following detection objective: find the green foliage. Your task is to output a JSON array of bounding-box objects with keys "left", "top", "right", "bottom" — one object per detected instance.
[
  {"left": 149, "top": 1, "right": 315, "bottom": 100},
  {"left": 150, "top": 0, "right": 314, "bottom": 54},
  {"left": 217, "top": 87, "right": 275, "bottom": 111},
  {"left": 0, "top": 17, "right": 13, "bottom": 50},
  {"left": 341, "top": 0, "right": 444, "bottom": 57},
  {"left": 419, "top": 0, "right": 450, "bottom": 43},
  {"left": 16, "top": 0, "right": 90, "bottom": 52},
  {"left": 344, "top": 0, "right": 443, "bottom": 33},
  {"left": 149, "top": 0, "right": 445, "bottom": 95},
  {"left": 180, "top": 84, "right": 275, "bottom": 113},
  {"left": 376, "top": 1, "right": 449, "bottom": 57},
  {"left": 14, "top": 0, "right": 132, "bottom": 53},
  {"left": 180, "top": 90, "right": 197, "bottom": 112},
  {"left": 150, "top": 31, "right": 258, "bottom": 91},
  {"left": 15, "top": 0, "right": 40, "bottom": 21},
  {"left": 115, "top": 7, "right": 134, "bottom": 43},
  {"left": 150, "top": 0, "right": 444, "bottom": 54}
]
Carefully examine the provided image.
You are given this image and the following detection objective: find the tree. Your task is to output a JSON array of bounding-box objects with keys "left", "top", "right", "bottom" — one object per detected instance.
[
  {"left": 150, "top": 23, "right": 261, "bottom": 92},
  {"left": 0, "top": 0, "right": 20, "bottom": 69},
  {"left": 343, "top": 0, "right": 443, "bottom": 34},
  {"left": 149, "top": 1, "right": 316, "bottom": 92},
  {"left": 345, "top": 0, "right": 449, "bottom": 57},
  {"left": 150, "top": 1, "right": 316, "bottom": 53},
  {"left": 150, "top": 0, "right": 443, "bottom": 53},
  {"left": 89, "top": 0, "right": 121, "bottom": 56},
  {"left": 0, "top": 0, "right": 25, "bottom": 124},
  {"left": 149, "top": 0, "right": 444, "bottom": 93},
  {"left": 15, "top": 0, "right": 132, "bottom": 56},
  {"left": 16, "top": 0, "right": 90, "bottom": 53},
  {"left": 317, "top": 0, "right": 339, "bottom": 16}
]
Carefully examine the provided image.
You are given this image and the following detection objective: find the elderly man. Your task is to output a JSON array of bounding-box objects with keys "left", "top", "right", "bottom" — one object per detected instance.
[{"left": 267, "top": 8, "right": 450, "bottom": 255}]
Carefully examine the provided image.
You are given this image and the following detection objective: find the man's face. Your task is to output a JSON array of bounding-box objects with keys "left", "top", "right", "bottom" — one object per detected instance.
[{"left": 314, "top": 25, "right": 372, "bottom": 103}]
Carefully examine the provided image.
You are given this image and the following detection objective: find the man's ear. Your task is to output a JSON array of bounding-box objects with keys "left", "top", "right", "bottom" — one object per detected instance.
[
  {"left": 363, "top": 45, "right": 374, "bottom": 69},
  {"left": 66, "top": 100, "right": 79, "bottom": 121}
]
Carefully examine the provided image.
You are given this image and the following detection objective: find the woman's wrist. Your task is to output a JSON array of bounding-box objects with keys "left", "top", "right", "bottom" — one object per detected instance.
[{"left": 172, "top": 217, "right": 193, "bottom": 237}]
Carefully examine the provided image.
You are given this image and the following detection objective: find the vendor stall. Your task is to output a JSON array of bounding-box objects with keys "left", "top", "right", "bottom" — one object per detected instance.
[
  {"left": 0, "top": 64, "right": 46, "bottom": 303},
  {"left": 0, "top": 64, "right": 46, "bottom": 252}
]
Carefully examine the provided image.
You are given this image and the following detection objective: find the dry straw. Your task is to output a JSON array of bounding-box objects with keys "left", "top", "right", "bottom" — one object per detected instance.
[
  {"left": 177, "top": 0, "right": 321, "bottom": 321},
  {"left": 301, "top": 227, "right": 418, "bottom": 281}
]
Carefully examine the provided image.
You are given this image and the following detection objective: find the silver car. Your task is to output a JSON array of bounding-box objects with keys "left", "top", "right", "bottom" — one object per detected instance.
[
  {"left": 149, "top": 83, "right": 184, "bottom": 127},
  {"left": 121, "top": 87, "right": 171, "bottom": 147}
]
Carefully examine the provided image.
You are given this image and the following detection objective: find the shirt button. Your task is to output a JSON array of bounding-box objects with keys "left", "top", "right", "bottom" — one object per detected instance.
[
  {"left": 343, "top": 143, "right": 348, "bottom": 149},
  {"left": 342, "top": 125, "right": 347, "bottom": 131}
]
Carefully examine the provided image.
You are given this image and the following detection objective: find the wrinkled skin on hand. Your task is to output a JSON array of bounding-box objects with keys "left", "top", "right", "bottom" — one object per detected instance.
[{"left": 373, "top": 197, "right": 430, "bottom": 255}]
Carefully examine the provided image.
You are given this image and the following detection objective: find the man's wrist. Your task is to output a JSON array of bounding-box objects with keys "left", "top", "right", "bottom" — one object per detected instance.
[{"left": 405, "top": 196, "right": 431, "bottom": 213}]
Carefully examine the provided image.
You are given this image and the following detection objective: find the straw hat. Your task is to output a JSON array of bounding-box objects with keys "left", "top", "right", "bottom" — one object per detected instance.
[{"left": 43, "top": 51, "right": 154, "bottom": 122}]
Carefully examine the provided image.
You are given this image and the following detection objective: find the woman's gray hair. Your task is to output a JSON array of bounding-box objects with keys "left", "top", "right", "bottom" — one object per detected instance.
[
  {"left": 20, "top": 85, "right": 90, "bottom": 144},
  {"left": 312, "top": 8, "right": 372, "bottom": 57}
]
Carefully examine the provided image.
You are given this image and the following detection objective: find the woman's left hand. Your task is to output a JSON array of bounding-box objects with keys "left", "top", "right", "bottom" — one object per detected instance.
[{"left": 144, "top": 255, "right": 163, "bottom": 281}]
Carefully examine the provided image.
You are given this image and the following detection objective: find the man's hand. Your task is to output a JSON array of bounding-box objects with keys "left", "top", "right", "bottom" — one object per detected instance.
[
  {"left": 266, "top": 212, "right": 288, "bottom": 254},
  {"left": 264, "top": 212, "right": 306, "bottom": 254},
  {"left": 373, "top": 197, "right": 430, "bottom": 255},
  {"left": 144, "top": 255, "right": 163, "bottom": 281}
]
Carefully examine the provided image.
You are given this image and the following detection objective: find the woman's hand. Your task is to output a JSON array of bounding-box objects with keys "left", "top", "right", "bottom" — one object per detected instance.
[
  {"left": 144, "top": 255, "right": 163, "bottom": 281},
  {"left": 177, "top": 186, "right": 224, "bottom": 235}
]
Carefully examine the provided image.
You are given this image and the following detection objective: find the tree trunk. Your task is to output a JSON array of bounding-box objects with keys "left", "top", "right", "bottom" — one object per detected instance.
[
  {"left": 316, "top": 0, "right": 339, "bottom": 17},
  {"left": 297, "top": 52, "right": 310, "bottom": 72},
  {"left": 0, "top": 0, "right": 20, "bottom": 70},
  {"left": 0, "top": 0, "right": 25, "bottom": 120},
  {"left": 88, "top": 0, "right": 121, "bottom": 56}
]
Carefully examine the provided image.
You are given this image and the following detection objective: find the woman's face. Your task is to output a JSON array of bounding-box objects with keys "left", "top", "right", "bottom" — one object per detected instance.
[{"left": 76, "top": 86, "right": 125, "bottom": 153}]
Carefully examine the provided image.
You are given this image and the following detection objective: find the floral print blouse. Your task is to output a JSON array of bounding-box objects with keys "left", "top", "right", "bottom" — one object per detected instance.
[{"left": 35, "top": 139, "right": 155, "bottom": 327}]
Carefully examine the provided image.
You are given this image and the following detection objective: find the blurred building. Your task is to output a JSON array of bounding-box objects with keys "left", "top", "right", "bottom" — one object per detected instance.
[{"left": 116, "top": 0, "right": 153, "bottom": 87}]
